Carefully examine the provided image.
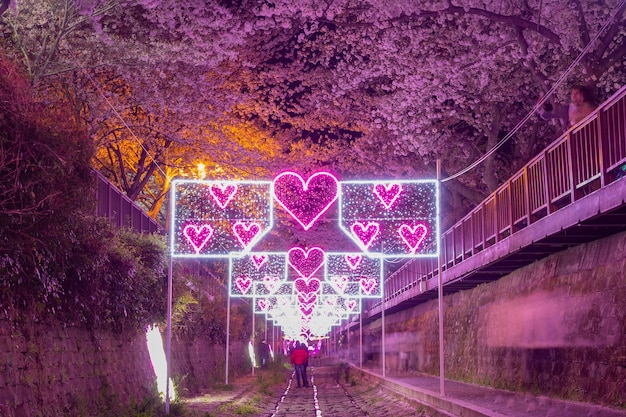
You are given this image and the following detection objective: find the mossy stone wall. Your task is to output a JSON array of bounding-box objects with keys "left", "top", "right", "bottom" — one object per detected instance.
[{"left": 356, "top": 230, "right": 626, "bottom": 408}]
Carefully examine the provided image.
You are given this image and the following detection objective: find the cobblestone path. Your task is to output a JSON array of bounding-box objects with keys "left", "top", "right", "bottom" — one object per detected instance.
[
  {"left": 271, "top": 365, "right": 434, "bottom": 417},
  {"left": 183, "top": 363, "right": 437, "bottom": 417}
]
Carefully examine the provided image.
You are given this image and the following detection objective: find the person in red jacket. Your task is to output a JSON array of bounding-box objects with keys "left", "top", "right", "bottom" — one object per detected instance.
[{"left": 290, "top": 341, "right": 309, "bottom": 388}]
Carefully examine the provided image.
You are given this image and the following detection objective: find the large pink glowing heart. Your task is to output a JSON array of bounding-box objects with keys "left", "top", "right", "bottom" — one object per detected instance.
[
  {"left": 209, "top": 183, "right": 237, "bottom": 209},
  {"left": 294, "top": 277, "right": 321, "bottom": 297},
  {"left": 373, "top": 183, "right": 403, "bottom": 209},
  {"left": 235, "top": 276, "right": 252, "bottom": 294},
  {"left": 232, "top": 221, "right": 261, "bottom": 248},
  {"left": 398, "top": 223, "right": 429, "bottom": 253},
  {"left": 329, "top": 275, "right": 348, "bottom": 294},
  {"left": 288, "top": 247, "right": 325, "bottom": 278},
  {"left": 183, "top": 224, "right": 214, "bottom": 254},
  {"left": 262, "top": 275, "right": 280, "bottom": 293},
  {"left": 273, "top": 171, "right": 338, "bottom": 230},
  {"left": 344, "top": 255, "right": 362, "bottom": 270},
  {"left": 350, "top": 222, "right": 380, "bottom": 249},
  {"left": 359, "top": 277, "right": 378, "bottom": 295},
  {"left": 251, "top": 255, "right": 267, "bottom": 269}
]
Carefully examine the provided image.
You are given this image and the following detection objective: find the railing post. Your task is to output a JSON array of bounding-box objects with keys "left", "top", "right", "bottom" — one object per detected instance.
[{"left": 597, "top": 104, "right": 608, "bottom": 187}]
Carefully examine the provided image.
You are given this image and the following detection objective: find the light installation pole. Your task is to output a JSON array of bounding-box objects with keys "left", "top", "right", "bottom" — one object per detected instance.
[{"left": 437, "top": 159, "right": 445, "bottom": 396}]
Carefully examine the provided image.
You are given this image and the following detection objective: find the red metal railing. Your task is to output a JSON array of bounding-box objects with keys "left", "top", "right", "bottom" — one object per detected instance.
[{"left": 373, "top": 84, "right": 626, "bottom": 308}]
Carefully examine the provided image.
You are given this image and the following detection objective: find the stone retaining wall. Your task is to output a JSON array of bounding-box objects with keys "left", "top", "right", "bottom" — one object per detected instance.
[
  {"left": 0, "top": 321, "right": 154, "bottom": 417},
  {"left": 353, "top": 230, "right": 626, "bottom": 408},
  {"left": 0, "top": 318, "right": 249, "bottom": 416}
]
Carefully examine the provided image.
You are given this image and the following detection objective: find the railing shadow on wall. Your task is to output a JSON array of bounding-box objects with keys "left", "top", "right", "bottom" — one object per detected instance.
[
  {"left": 368, "top": 84, "right": 626, "bottom": 312},
  {"left": 94, "top": 170, "right": 162, "bottom": 234}
]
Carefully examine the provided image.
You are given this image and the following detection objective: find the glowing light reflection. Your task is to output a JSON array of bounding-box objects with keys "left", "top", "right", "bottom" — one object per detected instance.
[{"left": 146, "top": 326, "right": 176, "bottom": 401}]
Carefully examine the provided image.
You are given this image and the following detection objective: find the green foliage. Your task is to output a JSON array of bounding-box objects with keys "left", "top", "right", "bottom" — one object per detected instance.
[
  {"left": 70, "top": 385, "right": 188, "bottom": 417},
  {"left": 0, "top": 54, "right": 166, "bottom": 333},
  {"left": 170, "top": 261, "right": 251, "bottom": 343}
]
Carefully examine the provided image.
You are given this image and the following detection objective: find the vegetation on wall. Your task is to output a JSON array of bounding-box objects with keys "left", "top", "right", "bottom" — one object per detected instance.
[{"left": 0, "top": 54, "right": 251, "bottom": 340}]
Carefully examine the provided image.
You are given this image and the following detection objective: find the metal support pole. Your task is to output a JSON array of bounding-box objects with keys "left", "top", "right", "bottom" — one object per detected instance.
[
  {"left": 380, "top": 288, "right": 386, "bottom": 378},
  {"left": 252, "top": 304, "right": 255, "bottom": 376},
  {"left": 346, "top": 321, "right": 350, "bottom": 361},
  {"left": 359, "top": 300, "right": 363, "bottom": 368},
  {"left": 437, "top": 159, "right": 445, "bottom": 396},
  {"left": 165, "top": 254, "right": 173, "bottom": 414},
  {"left": 225, "top": 292, "right": 231, "bottom": 385}
]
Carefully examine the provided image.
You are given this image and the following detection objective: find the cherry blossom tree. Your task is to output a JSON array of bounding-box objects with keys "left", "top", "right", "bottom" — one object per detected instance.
[{"left": 1, "top": 0, "right": 624, "bottom": 225}]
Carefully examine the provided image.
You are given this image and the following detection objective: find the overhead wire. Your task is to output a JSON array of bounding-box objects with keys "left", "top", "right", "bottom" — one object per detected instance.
[
  {"left": 81, "top": 67, "right": 168, "bottom": 179},
  {"left": 442, "top": 0, "right": 626, "bottom": 183}
]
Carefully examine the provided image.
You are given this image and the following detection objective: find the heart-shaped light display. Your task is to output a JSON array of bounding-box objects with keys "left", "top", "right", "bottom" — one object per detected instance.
[
  {"left": 350, "top": 222, "right": 380, "bottom": 249},
  {"left": 258, "top": 299, "right": 269, "bottom": 311},
  {"left": 288, "top": 247, "right": 325, "bottom": 278},
  {"left": 344, "top": 255, "right": 362, "bottom": 270},
  {"left": 273, "top": 171, "right": 338, "bottom": 230},
  {"left": 235, "top": 276, "right": 252, "bottom": 294},
  {"left": 300, "top": 302, "right": 316, "bottom": 318},
  {"left": 329, "top": 275, "right": 348, "bottom": 294},
  {"left": 359, "top": 277, "right": 378, "bottom": 295},
  {"left": 398, "top": 223, "right": 429, "bottom": 253},
  {"left": 294, "top": 277, "right": 321, "bottom": 296},
  {"left": 373, "top": 183, "right": 403, "bottom": 209},
  {"left": 251, "top": 254, "right": 267, "bottom": 269},
  {"left": 262, "top": 275, "right": 281, "bottom": 294},
  {"left": 232, "top": 221, "right": 261, "bottom": 249},
  {"left": 183, "top": 224, "right": 214, "bottom": 254},
  {"left": 298, "top": 292, "right": 318, "bottom": 304},
  {"left": 209, "top": 183, "right": 237, "bottom": 209},
  {"left": 346, "top": 299, "right": 357, "bottom": 311}
]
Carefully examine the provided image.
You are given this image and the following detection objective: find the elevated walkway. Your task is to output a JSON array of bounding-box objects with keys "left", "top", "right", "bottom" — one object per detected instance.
[{"left": 365, "top": 85, "right": 626, "bottom": 320}]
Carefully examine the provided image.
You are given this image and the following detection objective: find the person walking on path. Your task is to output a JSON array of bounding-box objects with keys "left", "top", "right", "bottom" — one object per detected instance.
[{"left": 290, "top": 341, "right": 309, "bottom": 388}]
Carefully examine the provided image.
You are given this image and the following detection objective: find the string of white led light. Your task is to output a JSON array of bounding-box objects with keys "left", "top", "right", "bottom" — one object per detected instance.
[{"left": 81, "top": 68, "right": 168, "bottom": 179}]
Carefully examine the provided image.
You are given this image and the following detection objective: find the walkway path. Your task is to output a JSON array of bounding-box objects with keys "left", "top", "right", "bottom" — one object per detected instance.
[
  {"left": 357, "top": 364, "right": 626, "bottom": 417},
  {"left": 182, "top": 358, "right": 626, "bottom": 416},
  {"left": 182, "top": 360, "right": 436, "bottom": 416}
]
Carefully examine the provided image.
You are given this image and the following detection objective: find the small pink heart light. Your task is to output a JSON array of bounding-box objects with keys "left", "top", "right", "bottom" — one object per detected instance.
[
  {"left": 373, "top": 183, "right": 403, "bottom": 209},
  {"left": 251, "top": 254, "right": 267, "bottom": 269},
  {"left": 235, "top": 276, "right": 252, "bottom": 294},
  {"left": 359, "top": 277, "right": 378, "bottom": 295},
  {"left": 209, "top": 183, "right": 237, "bottom": 209},
  {"left": 350, "top": 222, "right": 380, "bottom": 249},
  {"left": 398, "top": 223, "right": 429, "bottom": 253},
  {"left": 344, "top": 255, "right": 362, "bottom": 270},
  {"left": 232, "top": 221, "right": 261, "bottom": 249},
  {"left": 183, "top": 223, "right": 214, "bottom": 254}
]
